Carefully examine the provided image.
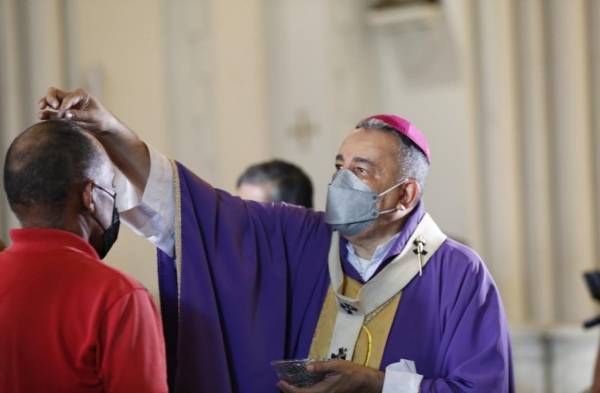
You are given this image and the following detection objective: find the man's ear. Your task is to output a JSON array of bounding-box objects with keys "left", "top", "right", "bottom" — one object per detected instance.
[
  {"left": 82, "top": 181, "right": 95, "bottom": 213},
  {"left": 396, "top": 179, "right": 420, "bottom": 210}
]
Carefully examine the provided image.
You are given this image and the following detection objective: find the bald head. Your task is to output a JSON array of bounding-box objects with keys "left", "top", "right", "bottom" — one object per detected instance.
[{"left": 3, "top": 120, "right": 109, "bottom": 225}]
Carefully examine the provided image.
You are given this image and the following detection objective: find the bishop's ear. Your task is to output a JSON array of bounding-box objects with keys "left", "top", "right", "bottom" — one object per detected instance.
[{"left": 396, "top": 179, "right": 420, "bottom": 211}]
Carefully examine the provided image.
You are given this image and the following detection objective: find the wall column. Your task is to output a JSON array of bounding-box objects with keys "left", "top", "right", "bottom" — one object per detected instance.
[
  {"left": 546, "top": 0, "right": 596, "bottom": 323},
  {"left": 475, "top": 0, "right": 526, "bottom": 324},
  {"left": 515, "top": 0, "right": 554, "bottom": 325}
]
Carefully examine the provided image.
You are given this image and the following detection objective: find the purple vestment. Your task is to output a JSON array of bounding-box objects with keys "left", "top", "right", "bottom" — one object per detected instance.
[{"left": 157, "top": 163, "right": 514, "bottom": 393}]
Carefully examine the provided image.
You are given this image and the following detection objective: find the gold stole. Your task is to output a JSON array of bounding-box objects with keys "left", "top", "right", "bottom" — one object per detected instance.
[
  {"left": 309, "top": 277, "right": 401, "bottom": 369},
  {"left": 308, "top": 214, "right": 447, "bottom": 370}
]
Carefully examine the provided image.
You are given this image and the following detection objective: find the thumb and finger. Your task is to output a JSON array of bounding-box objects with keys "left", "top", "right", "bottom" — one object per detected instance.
[
  {"left": 39, "top": 87, "right": 67, "bottom": 110},
  {"left": 37, "top": 108, "right": 95, "bottom": 123},
  {"left": 36, "top": 87, "right": 117, "bottom": 134},
  {"left": 38, "top": 87, "right": 91, "bottom": 116},
  {"left": 58, "top": 90, "right": 90, "bottom": 113},
  {"left": 37, "top": 87, "right": 97, "bottom": 125},
  {"left": 38, "top": 88, "right": 85, "bottom": 120},
  {"left": 62, "top": 109, "right": 95, "bottom": 123}
]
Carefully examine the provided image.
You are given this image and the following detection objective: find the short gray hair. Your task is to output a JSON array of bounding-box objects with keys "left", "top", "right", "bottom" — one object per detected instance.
[{"left": 355, "top": 118, "right": 429, "bottom": 196}]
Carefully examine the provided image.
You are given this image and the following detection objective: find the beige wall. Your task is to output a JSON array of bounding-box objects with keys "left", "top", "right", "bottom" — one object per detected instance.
[{"left": 64, "top": 0, "right": 168, "bottom": 299}]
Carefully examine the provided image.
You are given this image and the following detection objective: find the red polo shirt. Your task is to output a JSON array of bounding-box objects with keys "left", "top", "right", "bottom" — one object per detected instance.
[{"left": 0, "top": 228, "right": 168, "bottom": 393}]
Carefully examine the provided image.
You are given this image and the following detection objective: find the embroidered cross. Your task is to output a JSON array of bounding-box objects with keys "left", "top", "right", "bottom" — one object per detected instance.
[
  {"left": 288, "top": 110, "right": 317, "bottom": 151},
  {"left": 331, "top": 347, "right": 348, "bottom": 360},
  {"left": 340, "top": 302, "right": 358, "bottom": 315},
  {"left": 413, "top": 236, "right": 428, "bottom": 276}
]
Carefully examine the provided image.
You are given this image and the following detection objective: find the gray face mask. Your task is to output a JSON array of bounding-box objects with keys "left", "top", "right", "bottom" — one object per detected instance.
[{"left": 324, "top": 169, "right": 406, "bottom": 237}]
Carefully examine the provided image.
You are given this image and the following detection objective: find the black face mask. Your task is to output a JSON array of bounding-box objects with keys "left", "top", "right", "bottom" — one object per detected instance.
[{"left": 90, "top": 184, "right": 120, "bottom": 259}]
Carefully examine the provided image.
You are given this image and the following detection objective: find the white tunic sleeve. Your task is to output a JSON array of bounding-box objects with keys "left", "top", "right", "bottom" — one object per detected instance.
[
  {"left": 382, "top": 360, "right": 424, "bottom": 393},
  {"left": 115, "top": 145, "right": 176, "bottom": 257}
]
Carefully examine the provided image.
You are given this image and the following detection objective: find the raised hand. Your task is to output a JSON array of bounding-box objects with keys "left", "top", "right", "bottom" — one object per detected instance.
[
  {"left": 38, "top": 87, "right": 125, "bottom": 135},
  {"left": 277, "top": 360, "right": 384, "bottom": 393},
  {"left": 38, "top": 86, "right": 149, "bottom": 191}
]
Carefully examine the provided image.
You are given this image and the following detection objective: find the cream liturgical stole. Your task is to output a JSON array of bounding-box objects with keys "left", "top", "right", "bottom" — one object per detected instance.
[{"left": 309, "top": 214, "right": 446, "bottom": 369}]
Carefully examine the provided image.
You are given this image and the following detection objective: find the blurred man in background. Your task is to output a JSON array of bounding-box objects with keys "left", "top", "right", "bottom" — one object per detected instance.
[
  {"left": 0, "top": 120, "right": 167, "bottom": 393},
  {"left": 237, "top": 159, "right": 313, "bottom": 208}
]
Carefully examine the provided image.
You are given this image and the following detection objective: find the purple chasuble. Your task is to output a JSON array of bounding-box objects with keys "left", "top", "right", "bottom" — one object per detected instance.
[{"left": 157, "top": 163, "right": 514, "bottom": 393}]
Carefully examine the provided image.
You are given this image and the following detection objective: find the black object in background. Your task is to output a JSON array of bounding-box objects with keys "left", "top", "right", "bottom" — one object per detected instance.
[{"left": 583, "top": 271, "right": 600, "bottom": 328}]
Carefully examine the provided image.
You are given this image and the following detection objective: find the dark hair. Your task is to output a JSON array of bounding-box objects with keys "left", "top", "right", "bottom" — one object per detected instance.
[
  {"left": 4, "top": 120, "right": 100, "bottom": 219},
  {"left": 236, "top": 159, "right": 314, "bottom": 208}
]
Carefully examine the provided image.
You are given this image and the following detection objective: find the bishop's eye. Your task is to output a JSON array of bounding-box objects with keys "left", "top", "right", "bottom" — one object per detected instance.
[{"left": 355, "top": 167, "right": 368, "bottom": 176}]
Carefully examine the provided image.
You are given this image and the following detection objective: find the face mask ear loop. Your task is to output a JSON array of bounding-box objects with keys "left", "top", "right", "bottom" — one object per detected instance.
[
  {"left": 378, "top": 178, "right": 408, "bottom": 198},
  {"left": 376, "top": 179, "right": 409, "bottom": 216},
  {"left": 378, "top": 207, "right": 398, "bottom": 215}
]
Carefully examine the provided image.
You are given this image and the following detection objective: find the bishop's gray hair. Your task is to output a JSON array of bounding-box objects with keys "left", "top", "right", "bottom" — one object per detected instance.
[{"left": 355, "top": 118, "right": 430, "bottom": 197}]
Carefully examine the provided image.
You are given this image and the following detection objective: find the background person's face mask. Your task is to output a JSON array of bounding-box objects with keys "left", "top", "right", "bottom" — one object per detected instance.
[{"left": 324, "top": 169, "right": 406, "bottom": 237}]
